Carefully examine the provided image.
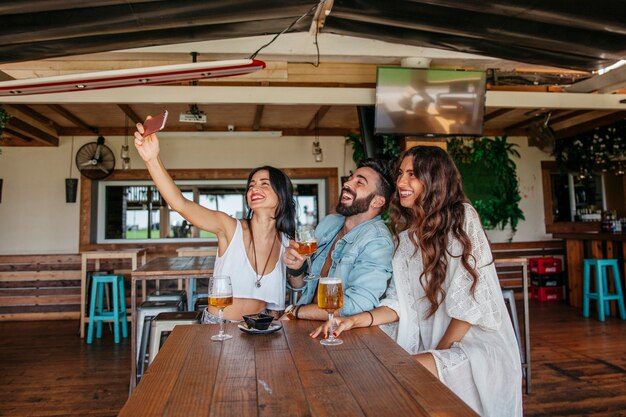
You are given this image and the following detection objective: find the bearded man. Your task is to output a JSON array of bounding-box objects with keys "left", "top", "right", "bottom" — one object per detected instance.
[{"left": 283, "top": 158, "right": 394, "bottom": 320}]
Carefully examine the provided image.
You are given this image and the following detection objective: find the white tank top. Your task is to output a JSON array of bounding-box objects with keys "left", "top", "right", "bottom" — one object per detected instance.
[{"left": 214, "top": 219, "right": 287, "bottom": 310}]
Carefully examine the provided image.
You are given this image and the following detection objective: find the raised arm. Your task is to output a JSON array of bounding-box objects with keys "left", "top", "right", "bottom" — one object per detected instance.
[{"left": 134, "top": 119, "right": 235, "bottom": 238}]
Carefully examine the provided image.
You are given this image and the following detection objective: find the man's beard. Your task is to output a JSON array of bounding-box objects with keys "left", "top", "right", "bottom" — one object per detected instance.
[{"left": 336, "top": 189, "right": 375, "bottom": 216}]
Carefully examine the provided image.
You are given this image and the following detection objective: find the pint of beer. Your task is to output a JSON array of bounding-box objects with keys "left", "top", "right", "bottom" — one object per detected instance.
[{"left": 317, "top": 277, "right": 344, "bottom": 312}]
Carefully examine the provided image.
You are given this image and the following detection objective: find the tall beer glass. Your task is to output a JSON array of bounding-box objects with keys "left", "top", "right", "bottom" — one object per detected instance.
[
  {"left": 296, "top": 225, "right": 318, "bottom": 281},
  {"left": 317, "top": 277, "right": 344, "bottom": 346},
  {"left": 208, "top": 275, "right": 233, "bottom": 341}
]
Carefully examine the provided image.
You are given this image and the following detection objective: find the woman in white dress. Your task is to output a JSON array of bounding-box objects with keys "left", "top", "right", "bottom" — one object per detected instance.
[
  {"left": 134, "top": 117, "right": 296, "bottom": 321},
  {"left": 311, "top": 146, "right": 522, "bottom": 416}
]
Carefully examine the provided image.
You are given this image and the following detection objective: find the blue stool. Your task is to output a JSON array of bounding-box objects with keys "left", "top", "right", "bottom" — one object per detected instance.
[
  {"left": 583, "top": 259, "right": 626, "bottom": 321},
  {"left": 87, "top": 274, "right": 128, "bottom": 343}
]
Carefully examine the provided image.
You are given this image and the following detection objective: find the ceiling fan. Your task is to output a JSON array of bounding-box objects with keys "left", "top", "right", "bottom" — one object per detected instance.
[
  {"left": 527, "top": 112, "right": 556, "bottom": 154},
  {"left": 75, "top": 136, "right": 116, "bottom": 180}
]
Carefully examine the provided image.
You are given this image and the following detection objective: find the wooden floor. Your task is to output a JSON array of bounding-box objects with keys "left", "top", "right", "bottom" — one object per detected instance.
[{"left": 0, "top": 301, "right": 624, "bottom": 417}]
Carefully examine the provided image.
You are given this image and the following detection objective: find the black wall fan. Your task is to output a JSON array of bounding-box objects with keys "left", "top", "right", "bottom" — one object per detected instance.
[{"left": 75, "top": 135, "right": 115, "bottom": 180}]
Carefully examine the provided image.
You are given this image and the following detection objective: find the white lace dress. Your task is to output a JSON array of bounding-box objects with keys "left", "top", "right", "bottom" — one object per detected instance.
[{"left": 380, "top": 204, "right": 522, "bottom": 417}]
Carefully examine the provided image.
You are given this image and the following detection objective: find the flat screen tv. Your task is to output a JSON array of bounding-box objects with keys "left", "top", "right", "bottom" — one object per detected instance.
[{"left": 374, "top": 67, "right": 486, "bottom": 136}]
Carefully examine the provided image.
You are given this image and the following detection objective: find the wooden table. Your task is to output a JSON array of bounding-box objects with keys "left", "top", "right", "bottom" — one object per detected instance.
[
  {"left": 79, "top": 248, "right": 147, "bottom": 338},
  {"left": 494, "top": 257, "right": 531, "bottom": 394},
  {"left": 119, "top": 321, "right": 478, "bottom": 417},
  {"left": 130, "top": 256, "right": 215, "bottom": 391}
]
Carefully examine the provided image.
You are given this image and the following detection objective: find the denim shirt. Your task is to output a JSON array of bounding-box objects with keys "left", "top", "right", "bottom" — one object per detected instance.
[{"left": 297, "top": 214, "right": 393, "bottom": 316}]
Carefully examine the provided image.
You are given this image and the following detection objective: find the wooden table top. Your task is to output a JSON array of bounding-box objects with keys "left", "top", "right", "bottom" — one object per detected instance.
[
  {"left": 131, "top": 256, "right": 215, "bottom": 278},
  {"left": 81, "top": 248, "right": 147, "bottom": 257},
  {"left": 552, "top": 231, "right": 626, "bottom": 241},
  {"left": 119, "top": 321, "right": 477, "bottom": 417}
]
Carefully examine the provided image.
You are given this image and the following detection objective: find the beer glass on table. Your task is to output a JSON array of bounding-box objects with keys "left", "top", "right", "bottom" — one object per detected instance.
[
  {"left": 317, "top": 277, "right": 344, "bottom": 346},
  {"left": 208, "top": 275, "right": 233, "bottom": 341},
  {"left": 296, "top": 225, "right": 318, "bottom": 281}
]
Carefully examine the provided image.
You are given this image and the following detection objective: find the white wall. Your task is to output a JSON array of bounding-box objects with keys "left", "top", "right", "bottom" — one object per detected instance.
[
  {"left": 484, "top": 136, "right": 552, "bottom": 243},
  {"left": 0, "top": 134, "right": 550, "bottom": 254},
  {"left": 0, "top": 134, "right": 354, "bottom": 254}
]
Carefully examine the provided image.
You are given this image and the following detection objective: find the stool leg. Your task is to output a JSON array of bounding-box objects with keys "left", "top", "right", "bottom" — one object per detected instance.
[
  {"left": 603, "top": 268, "right": 611, "bottom": 317},
  {"left": 597, "top": 267, "right": 606, "bottom": 321},
  {"left": 119, "top": 277, "right": 128, "bottom": 338},
  {"left": 87, "top": 280, "right": 98, "bottom": 344},
  {"left": 583, "top": 261, "right": 591, "bottom": 318},
  {"left": 188, "top": 278, "right": 196, "bottom": 311},
  {"left": 611, "top": 264, "right": 626, "bottom": 320},
  {"left": 96, "top": 282, "right": 104, "bottom": 338},
  {"left": 112, "top": 280, "right": 120, "bottom": 343}
]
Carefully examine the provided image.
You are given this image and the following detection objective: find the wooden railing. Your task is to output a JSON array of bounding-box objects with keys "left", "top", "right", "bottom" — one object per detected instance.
[{"left": 0, "top": 240, "right": 566, "bottom": 321}]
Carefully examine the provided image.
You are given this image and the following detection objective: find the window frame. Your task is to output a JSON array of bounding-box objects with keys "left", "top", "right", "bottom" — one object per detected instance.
[{"left": 80, "top": 168, "right": 335, "bottom": 249}]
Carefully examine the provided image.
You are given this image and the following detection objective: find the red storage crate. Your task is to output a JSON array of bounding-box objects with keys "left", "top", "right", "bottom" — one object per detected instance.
[
  {"left": 531, "top": 285, "right": 563, "bottom": 302},
  {"left": 529, "top": 257, "right": 562, "bottom": 275},
  {"left": 531, "top": 273, "right": 563, "bottom": 287}
]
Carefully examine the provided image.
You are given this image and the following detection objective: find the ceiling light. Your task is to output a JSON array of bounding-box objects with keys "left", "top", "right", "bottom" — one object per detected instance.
[{"left": 312, "top": 140, "right": 323, "bottom": 162}]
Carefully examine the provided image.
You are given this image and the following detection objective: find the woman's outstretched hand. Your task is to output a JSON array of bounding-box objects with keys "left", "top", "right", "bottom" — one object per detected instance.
[
  {"left": 134, "top": 117, "right": 160, "bottom": 163},
  {"left": 309, "top": 315, "right": 356, "bottom": 339}
]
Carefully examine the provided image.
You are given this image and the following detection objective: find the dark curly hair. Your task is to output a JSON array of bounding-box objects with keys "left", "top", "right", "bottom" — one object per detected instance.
[
  {"left": 389, "top": 146, "right": 480, "bottom": 318},
  {"left": 245, "top": 166, "right": 296, "bottom": 240}
]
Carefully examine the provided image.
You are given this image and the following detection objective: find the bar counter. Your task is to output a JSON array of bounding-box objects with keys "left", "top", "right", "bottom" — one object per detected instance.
[{"left": 552, "top": 231, "right": 626, "bottom": 308}]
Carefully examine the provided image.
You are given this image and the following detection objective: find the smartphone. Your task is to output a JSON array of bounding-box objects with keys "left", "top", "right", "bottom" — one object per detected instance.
[{"left": 142, "top": 111, "right": 168, "bottom": 137}]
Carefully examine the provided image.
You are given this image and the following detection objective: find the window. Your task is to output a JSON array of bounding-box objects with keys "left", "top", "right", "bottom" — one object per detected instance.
[{"left": 97, "top": 179, "right": 326, "bottom": 243}]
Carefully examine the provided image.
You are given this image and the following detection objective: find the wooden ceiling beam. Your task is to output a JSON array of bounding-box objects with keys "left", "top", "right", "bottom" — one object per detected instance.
[
  {"left": 306, "top": 105, "right": 331, "bottom": 131},
  {"left": 58, "top": 126, "right": 356, "bottom": 137},
  {"left": 4, "top": 117, "right": 58, "bottom": 146},
  {"left": 117, "top": 104, "right": 142, "bottom": 125},
  {"left": 2, "top": 104, "right": 59, "bottom": 146},
  {"left": 252, "top": 105, "right": 264, "bottom": 131},
  {"left": 549, "top": 109, "right": 588, "bottom": 125},
  {"left": 48, "top": 104, "right": 97, "bottom": 133},
  {"left": 503, "top": 110, "right": 568, "bottom": 133},
  {"left": 2, "top": 127, "right": 33, "bottom": 142},
  {"left": 483, "top": 108, "right": 515, "bottom": 122},
  {"left": 555, "top": 111, "right": 626, "bottom": 139},
  {"left": 8, "top": 104, "right": 61, "bottom": 131}
]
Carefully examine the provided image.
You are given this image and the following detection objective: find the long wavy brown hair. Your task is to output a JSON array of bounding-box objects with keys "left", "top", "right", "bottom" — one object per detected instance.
[{"left": 390, "top": 146, "right": 480, "bottom": 318}]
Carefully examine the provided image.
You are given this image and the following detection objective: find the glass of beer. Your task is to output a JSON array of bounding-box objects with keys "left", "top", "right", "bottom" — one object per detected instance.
[
  {"left": 317, "top": 277, "right": 344, "bottom": 346},
  {"left": 296, "top": 225, "right": 318, "bottom": 282},
  {"left": 208, "top": 275, "right": 234, "bottom": 341}
]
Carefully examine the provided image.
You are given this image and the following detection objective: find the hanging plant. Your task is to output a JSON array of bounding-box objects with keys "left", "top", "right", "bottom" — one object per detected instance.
[
  {"left": 0, "top": 106, "right": 9, "bottom": 131},
  {"left": 448, "top": 136, "right": 525, "bottom": 236},
  {"left": 554, "top": 120, "right": 626, "bottom": 176},
  {"left": 0, "top": 106, "right": 11, "bottom": 155}
]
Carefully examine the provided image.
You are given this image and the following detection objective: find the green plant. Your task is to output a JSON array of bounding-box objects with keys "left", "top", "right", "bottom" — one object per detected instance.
[
  {"left": 554, "top": 120, "right": 626, "bottom": 176},
  {"left": 344, "top": 132, "right": 401, "bottom": 164},
  {"left": 0, "top": 106, "right": 9, "bottom": 131},
  {"left": 447, "top": 136, "right": 525, "bottom": 237}
]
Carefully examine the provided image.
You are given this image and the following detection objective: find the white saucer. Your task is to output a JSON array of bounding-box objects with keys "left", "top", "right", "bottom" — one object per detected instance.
[{"left": 237, "top": 321, "right": 283, "bottom": 334}]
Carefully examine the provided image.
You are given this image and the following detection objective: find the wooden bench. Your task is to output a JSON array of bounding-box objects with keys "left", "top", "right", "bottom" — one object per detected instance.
[{"left": 0, "top": 254, "right": 134, "bottom": 321}]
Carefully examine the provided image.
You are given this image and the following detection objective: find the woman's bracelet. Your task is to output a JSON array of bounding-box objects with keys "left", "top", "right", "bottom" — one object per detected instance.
[
  {"left": 286, "top": 263, "right": 307, "bottom": 276},
  {"left": 364, "top": 310, "right": 374, "bottom": 327}
]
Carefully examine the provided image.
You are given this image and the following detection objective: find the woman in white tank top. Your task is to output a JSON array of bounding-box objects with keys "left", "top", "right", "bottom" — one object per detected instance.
[{"left": 134, "top": 120, "right": 296, "bottom": 320}]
